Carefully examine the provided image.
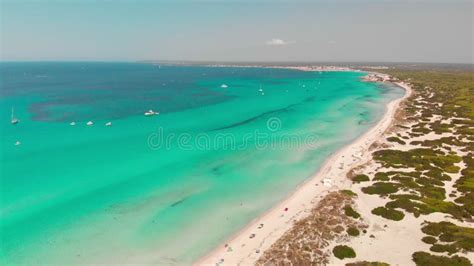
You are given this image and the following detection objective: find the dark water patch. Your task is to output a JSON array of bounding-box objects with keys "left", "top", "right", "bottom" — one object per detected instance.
[
  {"left": 211, "top": 106, "right": 290, "bottom": 131},
  {"left": 1, "top": 63, "right": 323, "bottom": 122},
  {"left": 302, "top": 96, "right": 317, "bottom": 103},
  {"left": 1, "top": 63, "right": 241, "bottom": 122},
  {"left": 170, "top": 196, "right": 189, "bottom": 207},
  {"left": 211, "top": 95, "right": 316, "bottom": 131},
  {"left": 211, "top": 166, "right": 222, "bottom": 176}
]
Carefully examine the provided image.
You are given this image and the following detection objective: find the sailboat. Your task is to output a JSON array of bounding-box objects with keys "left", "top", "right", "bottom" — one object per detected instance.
[{"left": 11, "top": 107, "right": 19, "bottom": 125}]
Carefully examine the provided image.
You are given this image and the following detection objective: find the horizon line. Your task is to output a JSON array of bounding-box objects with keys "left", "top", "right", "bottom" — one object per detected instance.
[{"left": 0, "top": 60, "right": 472, "bottom": 66}]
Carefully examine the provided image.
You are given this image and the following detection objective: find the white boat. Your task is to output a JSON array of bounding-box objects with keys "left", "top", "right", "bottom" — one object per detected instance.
[
  {"left": 144, "top": 110, "right": 158, "bottom": 116},
  {"left": 86, "top": 121, "right": 94, "bottom": 126},
  {"left": 144, "top": 110, "right": 154, "bottom": 116},
  {"left": 14, "top": 140, "right": 21, "bottom": 146},
  {"left": 220, "top": 84, "right": 228, "bottom": 88},
  {"left": 258, "top": 85, "right": 263, "bottom": 92},
  {"left": 11, "top": 107, "right": 19, "bottom": 125},
  {"left": 105, "top": 122, "right": 112, "bottom": 126},
  {"left": 70, "top": 122, "right": 76, "bottom": 126}
]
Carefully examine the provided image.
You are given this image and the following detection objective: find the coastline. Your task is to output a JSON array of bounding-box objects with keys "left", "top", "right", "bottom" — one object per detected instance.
[
  {"left": 197, "top": 74, "right": 412, "bottom": 265},
  {"left": 153, "top": 63, "right": 356, "bottom": 72}
]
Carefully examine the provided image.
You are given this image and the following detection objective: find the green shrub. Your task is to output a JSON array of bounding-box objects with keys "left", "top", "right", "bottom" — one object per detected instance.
[
  {"left": 430, "top": 244, "right": 458, "bottom": 254},
  {"left": 362, "top": 182, "right": 399, "bottom": 195},
  {"left": 373, "top": 172, "right": 390, "bottom": 181},
  {"left": 421, "top": 222, "right": 474, "bottom": 254},
  {"left": 353, "top": 174, "right": 370, "bottom": 183},
  {"left": 344, "top": 205, "right": 361, "bottom": 219},
  {"left": 347, "top": 227, "right": 360, "bottom": 236},
  {"left": 387, "top": 136, "right": 406, "bottom": 145},
  {"left": 422, "top": 236, "right": 437, "bottom": 244},
  {"left": 371, "top": 207, "right": 405, "bottom": 221},
  {"left": 341, "top": 190, "right": 357, "bottom": 197},
  {"left": 333, "top": 245, "right": 356, "bottom": 260},
  {"left": 412, "top": 251, "right": 471, "bottom": 266}
]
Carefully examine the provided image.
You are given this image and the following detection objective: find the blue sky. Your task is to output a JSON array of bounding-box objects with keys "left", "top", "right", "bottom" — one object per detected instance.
[{"left": 1, "top": 0, "right": 472, "bottom": 63}]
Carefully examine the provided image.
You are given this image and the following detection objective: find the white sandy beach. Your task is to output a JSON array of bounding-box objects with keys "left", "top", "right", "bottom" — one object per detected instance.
[{"left": 197, "top": 79, "right": 413, "bottom": 265}]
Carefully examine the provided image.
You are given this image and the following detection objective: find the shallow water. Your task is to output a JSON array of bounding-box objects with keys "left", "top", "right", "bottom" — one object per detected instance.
[{"left": 0, "top": 63, "right": 404, "bottom": 264}]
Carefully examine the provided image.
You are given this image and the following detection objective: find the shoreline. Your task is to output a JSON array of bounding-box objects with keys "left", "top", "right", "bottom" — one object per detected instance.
[
  {"left": 153, "top": 63, "right": 357, "bottom": 72},
  {"left": 197, "top": 73, "right": 412, "bottom": 265}
]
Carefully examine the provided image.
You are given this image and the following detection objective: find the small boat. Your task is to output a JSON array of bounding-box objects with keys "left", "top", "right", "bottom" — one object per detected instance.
[
  {"left": 144, "top": 110, "right": 154, "bottom": 116},
  {"left": 14, "top": 140, "right": 21, "bottom": 146},
  {"left": 86, "top": 121, "right": 94, "bottom": 126},
  {"left": 258, "top": 85, "right": 263, "bottom": 92},
  {"left": 220, "top": 84, "right": 228, "bottom": 88},
  {"left": 105, "top": 122, "right": 112, "bottom": 126},
  {"left": 70, "top": 122, "right": 76, "bottom": 126},
  {"left": 144, "top": 110, "right": 158, "bottom": 116},
  {"left": 11, "top": 107, "right": 19, "bottom": 125}
]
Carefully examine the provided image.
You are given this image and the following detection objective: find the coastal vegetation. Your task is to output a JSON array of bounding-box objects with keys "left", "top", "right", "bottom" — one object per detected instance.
[
  {"left": 412, "top": 252, "right": 471, "bottom": 266},
  {"left": 352, "top": 174, "right": 370, "bottom": 183},
  {"left": 256, "top": 191, "right": 366, "bottom": 265},
  {"left": 344, "top": 205, "right": 361, "bottom": 219},
  {"left": 359, "top": 69, "right": 474, "bottom": 265},
  {"left": 371, "top": 206, "right": 405, "bottom": 221},
  {"left": 387, "top": 136, "right": 406, "bottom": 145},
  {"left": 341, "top": 189, "right": 358, "bottom": 197},
  {"left": 254, "top": 68, "right": 474, "bottom": 265},
  {"left": 347, "top": 226, "right": 360, "bottom": 236},
  {"left": 421, "top": 221, "right": 474, "bottom": 255},
  {"left": 333, "top": 245, "right": 356, "bottom": 260}
]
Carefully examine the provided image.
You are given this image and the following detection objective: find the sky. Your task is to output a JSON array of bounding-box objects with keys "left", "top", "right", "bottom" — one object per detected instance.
[{"left": 1, "top": 0, "right": 472, "bottom": 63}]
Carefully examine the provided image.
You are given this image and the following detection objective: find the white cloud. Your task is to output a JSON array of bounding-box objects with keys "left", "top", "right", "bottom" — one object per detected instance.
[{"left": 266, "top": 38, "right": 294, "bottom": 46}]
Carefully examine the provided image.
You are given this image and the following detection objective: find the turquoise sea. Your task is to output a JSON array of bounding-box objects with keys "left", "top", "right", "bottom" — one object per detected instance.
[{"left": 0, "top": 63, "right": 403, "bottom": 265}]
